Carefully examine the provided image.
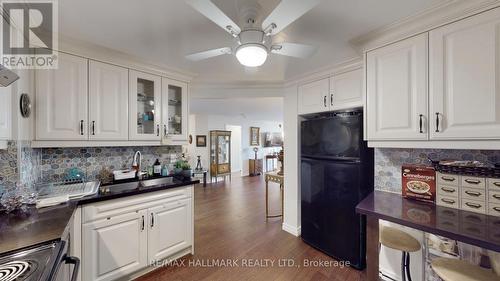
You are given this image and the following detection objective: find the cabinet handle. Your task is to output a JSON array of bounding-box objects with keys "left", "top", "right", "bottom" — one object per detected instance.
[
  {"left": 494, "top": 182, "right": 500, "bottom": 187},
  {"left": 465, "top": 202, "right": 482, "bottom": 209},
  {"left": 156, "top": 125, "right": 160, "bottom": 136},
  {"left": 141, "top": 215, "right": 145, "bottom": 231},
  {"left": 494, "top": 207, "right": 500, "bottom": 212},
  {"left": 419, "top": 114, "right": 423, "bottom": 133},
  {"left": 441, "top": 187, "right": 455, "bottom": 193},
  {"left": 323, "top": 96, "right": 327, "bottom": 107},
  {"left": 150, "top": 213, "right": 154, "bottom": 228},
  {"left": 330, "top": 94, "right": 333, "bottom": 106},
  {"left": 493, "top": 194, "right": 500, "bottom": 200},
  {"left": 441, "top": 198, "right": 455, "bottom": 204},
  {"left": 164, "top": 124, "right": 167, "bottom": 136},
  {"left": 465, "top": 190, "right": 481, "bottom": 197},
  {"left": 465, "top": 179, "right": 481, "bottom": 184},
  {"left": 80, "top": 120, "right": 84, "bottom": 135},
  {"left": 435, "top": 112, "right": 440, "bottom": 132},
  {"left": 91, "top": 121, "right": 95, "bottom": 135},
  {"left": 441, "top": 176, "right": 455, "bottom": 182}
]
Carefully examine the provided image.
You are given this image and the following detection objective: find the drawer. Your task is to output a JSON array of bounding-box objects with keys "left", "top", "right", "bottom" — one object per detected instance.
[
  {"left": 460, "top": 222, "right": 487, "bottom": 238},
  {"left": 437, "top": 173, "right": 459, "bottom": 186},
  {"left": 460, "top": 199, "right": 486, "bottom": 214},
  {"left": 461, "top": 176, "right": 486, "bottom": 189},
  {"left": 488, "top": 178, "right": 500, "bottom": 190},
  {"left": 489, "top": 189, "right": 500, "bottom": 204},
  {"left": 436, "top": 195, "right": 459, "bottom": 208},
  {"left": 488, "top": 203, "right": 500, "bottom": 217},
  {"left": 437, "top": 185, "right": 459, "bottom": 198},
  {"left": 461, "top": 187, "right": 486, "bottom": 202}
]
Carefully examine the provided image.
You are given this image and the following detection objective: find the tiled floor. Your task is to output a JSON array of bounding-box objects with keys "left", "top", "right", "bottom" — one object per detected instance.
[{"left": 137, "top": 175, "right": 363, "bottom": 281}]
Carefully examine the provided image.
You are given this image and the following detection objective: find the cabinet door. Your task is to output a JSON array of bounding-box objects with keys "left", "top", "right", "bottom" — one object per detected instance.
[
  {"left": 89, "top": 61, "right": 129, "bottom": 140},
  {"left": 298, "top": 78, "right": 329, "bottom": 114},
  {"left": 330, "top": 68, "right": 363, "bottom": 111},
  {"left": 430, "top": 8, "right": 500, "bottom": 140},
  {"left": 148, "top": 198, "right": 193, "bottom": 264},
  {"left": 129, "top": 70, "right": 161, "bottom": 141},
  {"left": 366, "top": 33, "right": 428, "bottom": 140},
  {"left": 0, "top": 87, "right": 11, "bottom": 140},
  {"left": 162, "top": 78, "right": 188, "bottom": 142},
  {"left": 82, "top": 210, "right": 147, "bottom": 281},
  {"left": 36, "top": 53, "right": 88, "bottom": 140}
]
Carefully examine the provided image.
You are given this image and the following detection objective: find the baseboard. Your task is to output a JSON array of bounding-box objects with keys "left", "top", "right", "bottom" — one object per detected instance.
[{"left": 282, "top": 222, "right": 301, "bottom": 237}]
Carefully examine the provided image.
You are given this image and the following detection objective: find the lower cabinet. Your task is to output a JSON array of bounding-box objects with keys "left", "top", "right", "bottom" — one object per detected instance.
[{"left": 81, "top": 187, "right": 194, "bottom": 281}]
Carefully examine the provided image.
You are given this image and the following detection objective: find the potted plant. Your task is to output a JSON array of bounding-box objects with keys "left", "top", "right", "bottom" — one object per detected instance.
[
  {"left": 174, "top": 161, "right": 183, "bottom": 176},
  {"left": 181, "top": 162, "right": 192, "bottom": 178}
]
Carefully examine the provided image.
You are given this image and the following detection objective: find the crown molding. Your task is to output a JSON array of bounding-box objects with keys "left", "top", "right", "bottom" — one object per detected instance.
[
  {"left": 57, "top": 34, "right": 197, "bottom": 82},
  {"left": 350, "top": 0, "right": 500, "bottom": 53}
]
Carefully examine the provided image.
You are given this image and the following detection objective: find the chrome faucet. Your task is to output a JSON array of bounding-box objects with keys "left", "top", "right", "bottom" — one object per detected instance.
[{"left": 132, "top": 151, "right": 142, "bottom": 173}]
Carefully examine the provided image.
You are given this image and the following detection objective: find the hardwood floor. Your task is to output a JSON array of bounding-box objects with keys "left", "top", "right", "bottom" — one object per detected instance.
[{"left": 136, "top": 175, "right": 363, "bottom": 281}]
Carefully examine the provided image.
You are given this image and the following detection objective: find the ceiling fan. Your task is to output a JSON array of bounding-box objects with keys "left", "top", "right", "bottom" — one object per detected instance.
[{"left": 185, "top": 0, "right": 321, "bottom": 67}]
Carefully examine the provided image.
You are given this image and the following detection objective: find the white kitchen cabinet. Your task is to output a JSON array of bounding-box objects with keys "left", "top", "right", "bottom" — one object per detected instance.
[
  {"left": 161, "top": 78, "right": 188, "bottom": 143},
  {"left": 148, "top": 198, "right": 193, "bottom": 263},
  {"left": 429, "top": 7, "right": 500, "bottom": 140},
  {"left": 89, "top": 61, "right": 129, "bottom": 140},
  {"left": 0, "top": 86, "right": 12, "bottom": 141},
  {"left": 366, "top": 33, "right": 428, "bottom": 140},
  {"left": 36, "top": 53, "right": 88, "bottom": 140},
  {"left": 129, "top": 70, "right": 162, "bottom": 141},
  {"left": 330, "top": 68, "right": 363, "bottom": 111},
  {"left": 82, "top": 210, "right": 148, "bottom": 281},
  {"left": 298, "top": 78, "right": 330, "bottom": 115}
]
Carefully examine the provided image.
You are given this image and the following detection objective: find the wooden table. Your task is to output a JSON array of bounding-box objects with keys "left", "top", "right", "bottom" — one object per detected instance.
[
  {"left": 265, "top": 172, "right": 284, "bottom": 220},
  {"left": 356, "top": 191, "right": 500, "bottom": 281}
]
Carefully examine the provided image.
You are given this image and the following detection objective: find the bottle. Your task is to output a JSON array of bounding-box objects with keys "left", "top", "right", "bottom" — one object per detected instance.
[
  {"left": 161, "top": 164, "right": 168, "bottom": 177},
  {"left": 153, "top": 159, "right": 162, "bottom": 176}
]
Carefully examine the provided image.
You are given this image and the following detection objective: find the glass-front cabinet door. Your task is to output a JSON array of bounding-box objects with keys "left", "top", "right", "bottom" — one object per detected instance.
[
  {"left": 161, "top": 78, "right": 188, "bottom": 143},
  {"left": 129, "top": 70, "right": 162, "bottom": 140}
]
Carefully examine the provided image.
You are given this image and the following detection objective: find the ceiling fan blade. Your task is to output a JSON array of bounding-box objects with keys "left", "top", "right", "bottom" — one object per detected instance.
[
  {"left": 185, "top": 0, "right": 241, "bottom": 36},
  {"left": 186, "top": 47, "right": 232, "bottom": 61},
  {"left": 271, "top": 43, "right": 317, "bottom": 58},
  {"left": 262, "top": 0, "right": 322, "bottom": 35}
]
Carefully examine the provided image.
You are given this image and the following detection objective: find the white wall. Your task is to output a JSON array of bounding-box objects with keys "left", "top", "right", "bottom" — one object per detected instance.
[
  {"left": 282, "top": 85, "right": 301, "bottom": 236},
  {"left": 225, "top": 125, "right": 242, "bottom": 173},
  {"left": 187, "top": 114, "right": 283, "bottom": 178}
]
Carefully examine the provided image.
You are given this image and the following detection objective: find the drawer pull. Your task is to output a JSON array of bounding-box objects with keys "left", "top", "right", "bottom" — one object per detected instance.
[
  {"left": 465, "top": 191, "right": 481, "bottom": 197},
  {"left": 493, "top": 194, "right": 500, "bottom": 200},
  {"left": 465, "top": 202, "right": 482, "bottom": 209},
  {"left": 494, "top": 182, "right": 500, "bottom": 187},
  {"left": 441, "top": 176, "right": 455, "bottom": 182},
  {"left": 441, "top": 187, "right": 455, "bottom": 193},
  {"left": 441, "top": 198, "right": 455, "bottom": 204},
  {"left": 465, "top": 179, "right": 481, "bottom": 184},
  {"left": 494, "top": 207, "right": 500, "bottom": 212}
]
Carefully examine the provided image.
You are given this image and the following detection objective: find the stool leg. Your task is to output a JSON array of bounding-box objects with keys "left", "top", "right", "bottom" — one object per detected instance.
[
  {"left": 401, "top": 252, "right": 406, "bottom": 281},
  {"left": 405, "top": 252, "right": 412, "bottom": 281}
]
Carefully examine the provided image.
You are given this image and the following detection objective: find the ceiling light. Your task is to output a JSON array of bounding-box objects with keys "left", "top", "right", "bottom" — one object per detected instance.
[{"left": 235, "top": 44, "right": 268, "bottom": 67}]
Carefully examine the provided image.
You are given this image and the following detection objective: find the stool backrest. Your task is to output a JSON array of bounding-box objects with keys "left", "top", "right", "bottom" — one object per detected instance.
[{"left": 488, "top": 250, "right": 500, "bottom": 276}]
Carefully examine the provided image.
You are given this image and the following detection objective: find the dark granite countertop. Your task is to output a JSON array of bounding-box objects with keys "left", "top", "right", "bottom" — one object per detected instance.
[
  {"left": 0, "top": 177, "right": 199, "bottom": 255},
  {"left": 356, "top": 191, "right": 500, "bottom": 252}
]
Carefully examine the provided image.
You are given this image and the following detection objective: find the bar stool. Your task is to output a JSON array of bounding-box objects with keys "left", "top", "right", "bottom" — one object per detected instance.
[
  {"left": 379, "top": 226, "right": 421, "bottom": 281},
  {"left": 431, "top": 250, "right": 500, "bottom": 281}
]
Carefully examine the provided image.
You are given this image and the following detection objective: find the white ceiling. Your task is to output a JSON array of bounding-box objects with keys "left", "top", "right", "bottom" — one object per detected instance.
[{"left": 59, "top": 0, "right": 445, "bottom": 84}]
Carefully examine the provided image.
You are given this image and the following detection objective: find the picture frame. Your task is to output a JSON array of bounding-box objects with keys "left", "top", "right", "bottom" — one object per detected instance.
[
  {"left": 196, "top": 135, "right": 207, "bottom": 147},
  {"left": 250, "top": 127, "right": 260, "bottom": 146}
]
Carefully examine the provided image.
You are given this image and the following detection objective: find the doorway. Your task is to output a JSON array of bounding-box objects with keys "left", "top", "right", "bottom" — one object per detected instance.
[{"left": 225, "top": 125, "right": 242, "bottom": 176}]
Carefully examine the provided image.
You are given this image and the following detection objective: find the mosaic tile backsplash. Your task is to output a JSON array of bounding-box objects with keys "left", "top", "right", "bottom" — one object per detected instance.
[
  {"left": 0, "top": 141, "right": 19, "bottom": 191},
  {"left": 39, "top": 146, "right": 182, "bottom": 183},
  {"left": 375, "top": 148, "right": 500, "bottom": 193}
]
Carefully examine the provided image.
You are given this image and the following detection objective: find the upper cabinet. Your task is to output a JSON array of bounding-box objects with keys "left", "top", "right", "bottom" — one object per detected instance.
[
  {"left": 0, "top": 86, "right": 12, "bottom": 141},
  {"left": 36, "top": 53, "right": 88, "bottom": 140},
  {"left": 429, "top": 8, "right": 500, "bottom": 140},
  {"left": 89, "top": 61, "right": 129, "bottom": 140},
  {"left": 298, "top": 78, "right": 330, "bottom": 115},
  {"left": 129, "top": 70, "right": 162, "bottom": 141},
  {"left": 162, "top": 78, "right": 188, "bottom": 143},
  {"left": 330, "top": 68, "right": 363, "bottom": 111},
  {"left": 366, "top": 33, "right": 428, "bottom": 140}
]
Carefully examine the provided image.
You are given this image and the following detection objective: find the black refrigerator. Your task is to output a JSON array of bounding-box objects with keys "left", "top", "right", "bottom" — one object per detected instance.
[{"left": 300, "top": 110, "right": 373, "bottom": 270}]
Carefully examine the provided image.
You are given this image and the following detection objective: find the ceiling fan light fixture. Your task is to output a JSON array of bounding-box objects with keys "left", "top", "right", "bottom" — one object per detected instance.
[{"left": 235, "top": 44, "right": 268, "bottom": 67}]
